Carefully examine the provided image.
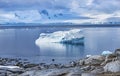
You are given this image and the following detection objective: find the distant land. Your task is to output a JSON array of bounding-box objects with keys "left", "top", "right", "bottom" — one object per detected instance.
[{"left": 0, "top": 23, "right": 120, "bottom": 29}]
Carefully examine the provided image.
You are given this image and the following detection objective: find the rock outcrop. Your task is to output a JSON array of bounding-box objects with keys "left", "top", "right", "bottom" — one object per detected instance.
[
  {"left": 1, "top": 49, "right": 120, "bottom": 76},
  {"left": 104, "top": 60, "right": 120, "bottom": 72},
  {"left": 84, "top": 55, "right": 105, "bottom": 65}
]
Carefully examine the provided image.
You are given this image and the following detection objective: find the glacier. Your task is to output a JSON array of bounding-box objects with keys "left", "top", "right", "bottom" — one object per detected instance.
[{"left": 35, "top": 29, "right": 84, "bottom": 45}]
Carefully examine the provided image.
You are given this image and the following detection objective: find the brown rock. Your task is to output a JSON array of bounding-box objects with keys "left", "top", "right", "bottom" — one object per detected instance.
[
  {"left": 115, "top": 49, "right": 120, "bottom": 60},
  {"left": 79, "top": 59, "right": 85, "bottom": 66},
  {"left": 101, "top": 54, "right": 117, "bottom": 66},
  {"left": 115, "top": 49, "right": 120, "bottom": 57},
  {"left": 84, "top": 55, "right": 105, "bottom": 65},
  {"left": 104, "top": 60, "right": 120, "bottom": 72}
]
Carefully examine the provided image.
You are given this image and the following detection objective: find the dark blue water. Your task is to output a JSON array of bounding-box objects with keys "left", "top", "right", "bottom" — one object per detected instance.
[{"left": 0, "top": 27, "right": 119, "bottom": 63}]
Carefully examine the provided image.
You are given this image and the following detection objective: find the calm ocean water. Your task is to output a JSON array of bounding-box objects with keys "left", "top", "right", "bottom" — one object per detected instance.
[{"left": 0, "top": 26, "right": 120, "bottom": 63}]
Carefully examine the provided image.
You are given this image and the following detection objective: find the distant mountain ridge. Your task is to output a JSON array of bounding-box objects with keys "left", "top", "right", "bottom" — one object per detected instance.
[{"left": 0, "top": 9, "right": 120, "bottom": 25}]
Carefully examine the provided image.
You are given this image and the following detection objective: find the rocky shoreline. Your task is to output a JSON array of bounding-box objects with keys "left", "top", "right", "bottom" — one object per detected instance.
[{"left": 0, "top": 49, "right": 120, "bottom": 76}]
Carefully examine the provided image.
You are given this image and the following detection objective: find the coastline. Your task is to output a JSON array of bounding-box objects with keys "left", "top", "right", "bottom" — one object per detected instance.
[
  {"left": 1, "top": 24, "right": 120, "bottom": 29},
  {"left": 0, "top": 49, "right": 120, "bottom": 76}
]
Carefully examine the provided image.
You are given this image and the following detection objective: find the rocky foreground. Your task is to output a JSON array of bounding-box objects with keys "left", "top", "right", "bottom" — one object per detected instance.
[{"left": 0, "top": 49, "right": 120, "bottom": 76}]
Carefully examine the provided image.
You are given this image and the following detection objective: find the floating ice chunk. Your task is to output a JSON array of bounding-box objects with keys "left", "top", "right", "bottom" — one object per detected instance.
[
  {"left": 0, "top": 65, "right": 22, "bottom": 73},
  {"left": 102, "top": 51, "right": 112, "bottom": 55},
  {"left": 0, "top": 65, "right": 20, "bottom": 69},
  {"left": 35, "top": 29, "right": 84, "bottom": 45},
  {"left": 86, "top": 55, "right": 92, "bottom": 58}
]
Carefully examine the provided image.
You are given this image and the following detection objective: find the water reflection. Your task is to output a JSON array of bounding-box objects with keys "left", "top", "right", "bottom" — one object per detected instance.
[
  {"left": 0, "top": 29, "right": 40, "bottom": 56},
  {"left": 37, "top": 42, "right": 84, "bottom": 57}
]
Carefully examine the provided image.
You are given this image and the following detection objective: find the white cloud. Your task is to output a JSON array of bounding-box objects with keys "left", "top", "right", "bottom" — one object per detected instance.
[
  {"left": 87, "top": 0, "right": 94, "bottom": 6},
  {"left": 0, "top": 10, "right": 42, "bottom": 23},
  {"left": 0, "top": 0, "right": 120, "bottom": 24},
  {"left": 0, "top": 11, "right": 15, "bottom": 19},
  {"left": 0, "top": 14, "right": 14, "bottom": 19},
  {"left": 69, "top": 0, "right": 120, "bottom": 23}
]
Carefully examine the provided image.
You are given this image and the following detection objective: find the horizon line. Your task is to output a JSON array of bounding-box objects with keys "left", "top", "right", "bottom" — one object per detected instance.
[{"left": 0, "top": 24, "right": 120, "bottom": 29}]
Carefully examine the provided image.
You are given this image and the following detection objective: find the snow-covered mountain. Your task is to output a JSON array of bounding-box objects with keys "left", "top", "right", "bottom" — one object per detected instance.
[
  {"left": 39, "top": 9, "right": 90, "bottom": 20},
  {"left": 39, "top": 9, "right": 65, "bottom": 20},
  {"left": 35, "top": 29, "right": 84, "bottom": 45},
  {"left": 105, "top": 17, "right": 120, "bottom": 24},
  {"left": 0, "top": 9, "right": 92, "bottom": 25}
]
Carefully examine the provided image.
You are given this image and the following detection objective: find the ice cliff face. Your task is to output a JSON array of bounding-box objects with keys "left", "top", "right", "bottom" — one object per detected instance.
[{"left": 35, "top": 29, "right": 84, "bottom": 45}]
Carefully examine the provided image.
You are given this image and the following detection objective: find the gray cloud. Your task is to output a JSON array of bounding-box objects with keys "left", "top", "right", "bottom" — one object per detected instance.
[
  {"left": 91, "top": 0, "right": 120, "bottom": 13},
  {"left": 0, "top": 0, "right": 120, "bottom": 14},
  {"left": 0, "top": 0, "right": 70, "bottom": 11},
  {"left": 0, "top": 0, "right": 120, "bottom": 23}
]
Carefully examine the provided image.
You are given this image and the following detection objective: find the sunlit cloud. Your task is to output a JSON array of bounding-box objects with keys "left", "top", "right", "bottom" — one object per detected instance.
[{"left": 0, "top": 0, "right": 120, "bottom": 24}]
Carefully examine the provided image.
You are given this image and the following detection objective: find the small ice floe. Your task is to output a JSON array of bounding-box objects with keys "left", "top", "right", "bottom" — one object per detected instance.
[
  {"left": 0, "top": 65, "right": 20, "bottom": 69},
  {"left": 102, "top": 51, "right": 112, "bottom": 56},
  {"left": 0, "top": 65, "right": 23, "bottom": 74},
  {"left": 86, "top": 55, "right": 92, "bottom": 58}
]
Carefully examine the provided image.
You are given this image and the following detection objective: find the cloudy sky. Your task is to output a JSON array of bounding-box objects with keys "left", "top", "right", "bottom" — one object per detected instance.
[{"left": 0, "top": 0, "right": 120, "bottom": 24}]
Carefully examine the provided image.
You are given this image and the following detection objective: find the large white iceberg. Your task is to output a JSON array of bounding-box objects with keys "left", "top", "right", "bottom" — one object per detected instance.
[{"left": 35, "top": 29, "right": 84, "bottom": 45}]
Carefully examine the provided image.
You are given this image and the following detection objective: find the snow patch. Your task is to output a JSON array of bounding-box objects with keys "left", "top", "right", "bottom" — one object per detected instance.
[{"left": 0, "top": 65, "right": 20, "bottom": 69}]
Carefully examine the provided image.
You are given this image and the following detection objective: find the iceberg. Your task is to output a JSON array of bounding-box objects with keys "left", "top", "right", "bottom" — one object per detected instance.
[
  {"left": 102, "top": 51, "right": 112, "bottom": 56},
  {"left": 35, "top": 29, "right": 84, "bottom": 45},
  {"left": 86, "top": 55, "right": 92, "bottom": 58}
]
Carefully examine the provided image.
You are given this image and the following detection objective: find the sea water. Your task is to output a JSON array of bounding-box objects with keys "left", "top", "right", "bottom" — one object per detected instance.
[{"left": 0, "top": 26, "right": 119, "bottom": 63}]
